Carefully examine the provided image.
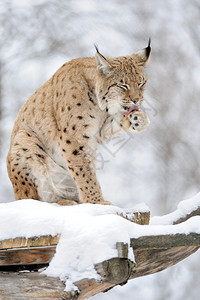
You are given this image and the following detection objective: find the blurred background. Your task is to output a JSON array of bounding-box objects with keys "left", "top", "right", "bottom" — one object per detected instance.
[{"left": 0, "top": 0, "right": 200, "bottom": 299}]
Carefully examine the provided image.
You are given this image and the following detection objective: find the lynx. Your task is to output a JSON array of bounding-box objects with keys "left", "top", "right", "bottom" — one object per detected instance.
[{"left": 7, "top": 41, "right": 151, "bottom": 205}]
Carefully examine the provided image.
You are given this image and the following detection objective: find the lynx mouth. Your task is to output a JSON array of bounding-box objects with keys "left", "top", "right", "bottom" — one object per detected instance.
[{"left": 123, "top": 105, "right": 139, "bottom": 116}]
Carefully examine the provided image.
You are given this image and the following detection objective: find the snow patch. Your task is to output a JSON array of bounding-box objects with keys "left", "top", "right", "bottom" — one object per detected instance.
[
  {"left": 151, "top": 192, "right": 200, "bottom": 225},
  {"left": 126, "top": 202, "right": 150, "bottom": 213},
  {"left": 0, "top": 200, "right": 132, "bottom": 291},
  {"left": 44, "top": 214, "right": 133, "bottom": 291},
  {"left": 1, "top": 195, "right": 200, "bottom": 291}
]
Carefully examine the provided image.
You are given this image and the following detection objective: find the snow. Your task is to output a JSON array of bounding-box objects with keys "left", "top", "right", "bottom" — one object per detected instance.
[
  {"left": 0, "top": 194, "right": 200, "bottom": 291},
  {"left": 44, "top": 213, "right": 134, "bottom": 291},
  {"left": 126, "top": 202, "right": 150, "bottom": 213},
  {"left": 0, "top": 200, "right": 125, "bottom": 240},
  {"left": 151, "top": 192, "right": 200, "bottom": 225},
  {"left": 0, "top": 200, "right": 132, "bottom": 291},
  {"left": 0, "top": 1, "right": 200, "bottom": 299}
]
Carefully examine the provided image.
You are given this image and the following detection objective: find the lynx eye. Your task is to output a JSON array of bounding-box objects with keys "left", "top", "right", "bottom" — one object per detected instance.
[
  {"left": 117, "top": 84, "right": 129, "bottom": 90},
  {"left": 138, "top": 80, "right": 147, "bottom": 88}
]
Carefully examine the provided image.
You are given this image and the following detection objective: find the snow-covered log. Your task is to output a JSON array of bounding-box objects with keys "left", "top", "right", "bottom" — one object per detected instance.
[{"left": 0, "top": 194, "right": 200, "bottom": 299}]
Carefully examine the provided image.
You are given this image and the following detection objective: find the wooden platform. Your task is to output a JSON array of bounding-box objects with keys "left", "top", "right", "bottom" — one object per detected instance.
[
  {"left": 0, "top": 211, "right": 149, "bottom": 267},
  {"left": 0, "top": 207, "right": 200, "bottom": 300}
]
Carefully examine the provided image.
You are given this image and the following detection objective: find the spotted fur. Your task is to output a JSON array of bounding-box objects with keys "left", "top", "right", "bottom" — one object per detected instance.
[{"left": 7, "top": 42, "right": 151, "bottom": 205}]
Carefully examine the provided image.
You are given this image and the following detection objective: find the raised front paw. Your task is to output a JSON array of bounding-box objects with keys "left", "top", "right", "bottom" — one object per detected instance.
[{"left": 128, "top": 110, "right": 150, "bottom": 132}]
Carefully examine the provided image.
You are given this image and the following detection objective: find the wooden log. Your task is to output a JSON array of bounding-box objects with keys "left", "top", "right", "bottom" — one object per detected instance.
[
  {"left": 71, "top": 247, "right": 200, "bottom": 299},
  {"left": 131, "top": 233, "right": 200, "bottom": 249},
  {"left": 0, "top": 258, "right": 136, "bottom": 300},
  {"left": 132, "top": 246, "right": 199, "bottom": 279},
  {"left": 0, "top": 210, "right": 149, "bottom": 252},
  {"left": 0, "top": 272, "right": 66, "bottom": 300},
  {"left": 70, "top": 236, "right": 200, "bottom": 299},
  {"left": 116, "top": 242, "right": 129, "bottom": 258},
  {"left": 173, "top": 206, "right": 200, "bottom": 225},
  {"left": 119, "top": 211, "right": 150, "bottom": 225},
  {"left": 0, "top": 205, "right": 200, "bottom": 299},
  {"left": 0, "top": 235, "right": 60, "bottom": 250},
  {"left": 0, "top": 243, "right": 199, "bottom": 299},
  {"left": 0, "top": 246, "right": 198, "bottom": 300},
  {"left": 0, "top": 209, "right": 148, "bottom": 266},
  {"left": 0, "top": 246, "right": 56, "bottom": 266},
  {"left": 0, "top": 226, "right": 200, "bottom": 269},
  {"left": 95, "top": 257, "right": 135, "bottom": 285}
]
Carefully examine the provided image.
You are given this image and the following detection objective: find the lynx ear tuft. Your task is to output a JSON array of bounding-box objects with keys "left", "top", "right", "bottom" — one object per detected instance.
[
  {"left": 136, "top": 38, "right": 151, "bottom": 66},
  {"left": 94, "top": 45, "right": 113, "bottom": 75}
]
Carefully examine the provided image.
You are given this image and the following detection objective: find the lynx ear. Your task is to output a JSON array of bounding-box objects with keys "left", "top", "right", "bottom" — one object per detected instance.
[
  {"left": 136, "top": 38, "right": 151, "bottom": 66},
  {"left": 95, "top": 45, "right": 113, "bottom": 75}
]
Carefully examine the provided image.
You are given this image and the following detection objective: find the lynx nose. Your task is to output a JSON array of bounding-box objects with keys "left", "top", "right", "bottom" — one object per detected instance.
[{"left": 132, "top": 98, "right": 140, "bottom": 105}]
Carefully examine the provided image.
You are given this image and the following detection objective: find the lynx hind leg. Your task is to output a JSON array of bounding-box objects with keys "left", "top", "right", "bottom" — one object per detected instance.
[
  {"left": 7, "top": 130, "right": 80, "bottom": 204},
  {"left": 7, "top": 130, "right": 48, "bottom": 201},
  {"left": 7, "top": 150, "right": 39, "bottom": 200}
]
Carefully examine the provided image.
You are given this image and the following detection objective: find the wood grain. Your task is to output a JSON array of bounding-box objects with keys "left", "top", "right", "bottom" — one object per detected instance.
[
  {"left": 0, "top": 235, "right": 60, "bottom": 250},
  {"left": 0, "top": 272, "right": 66, "bottom": 300},
  {"left": 131, "top": 233, "right": 200, "bottom": 249},
  {"left": 119, "top": 211, "right": 150, "bottom": 225},
  {"left": 1, "top": 245, "right": 198, "bottom": 300},
  {"left": 0, "top": 246, "right": 56, "bottom": 266}
]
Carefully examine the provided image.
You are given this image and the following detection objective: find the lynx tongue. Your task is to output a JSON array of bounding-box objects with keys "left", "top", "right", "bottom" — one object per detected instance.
[{"left": 124, "top": 105, "right": 139, "bottom": 116}]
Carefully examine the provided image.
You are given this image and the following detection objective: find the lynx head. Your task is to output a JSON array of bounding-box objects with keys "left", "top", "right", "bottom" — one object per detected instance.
[{"left": 95, "top": 39, "right": 151, "bottom": 115}]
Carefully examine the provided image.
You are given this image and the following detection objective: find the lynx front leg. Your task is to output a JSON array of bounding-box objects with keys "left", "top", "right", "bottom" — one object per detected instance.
[
  {"left": 60, "top": 139, "right": 110, "bottom": 204},
  {"left": 121, "top": 110, "right": 150, "bottom": 133},
  {"left": 99, "top": 110, "right": 149, "bottom": 143}
]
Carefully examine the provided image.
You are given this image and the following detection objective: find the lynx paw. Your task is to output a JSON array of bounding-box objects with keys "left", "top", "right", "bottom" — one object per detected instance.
[{"left": 128, "top": 110, "right": 150, "bottom": 132}]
